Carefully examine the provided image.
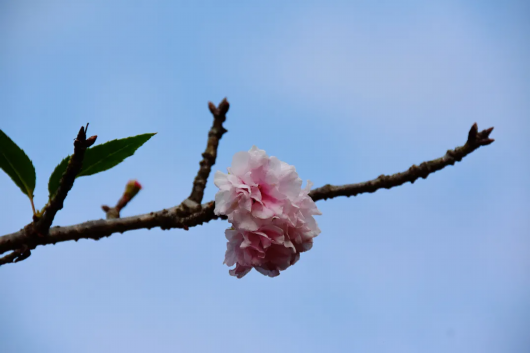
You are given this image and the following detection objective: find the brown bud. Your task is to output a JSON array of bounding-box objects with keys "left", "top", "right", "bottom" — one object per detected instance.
[
  {"left": 468, "top": 123, "right": 478, "bottom": 142},
  {"left": 86, "top": 135, "right": 97, "bottom": 147},
  {"left": 482, "top": 127, "right": 494, "bottom": 138},
  {"left": 208, "top": 102, "right": 218, "bottom": 115},
  {"left": 218, "top": 98, "right": 230, "bottom": 115}
]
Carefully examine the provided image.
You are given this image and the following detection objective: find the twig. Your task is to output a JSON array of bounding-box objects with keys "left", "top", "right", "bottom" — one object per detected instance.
[
  {"left": 102, "top": 180, "right": 142, "bottom": 219},
  {"left": 0, "top": 245, "right": 30, "bottom": 266},
  {"left": 186, "top": 98, "right": 229, "bottom": 207},
  {"left": 309, "top": 123, "right": 494, "bottom": 201},
  {"left": 34, "top": 125, "right": 97, "bottom": 234},
  {"left": 0, "top": 123, "right": 493, "bottom": 267}
]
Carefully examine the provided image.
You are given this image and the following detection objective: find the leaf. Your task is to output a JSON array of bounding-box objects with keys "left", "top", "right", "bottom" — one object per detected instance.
[
  {"left": 47, "top": 156, "right": 69, "bottom": 201},
  {"left": 48, "top": 133, "right": 156, "bottom": 199},
  {"left": 0, "top": 129, "right": 36, "bottom": 201}
]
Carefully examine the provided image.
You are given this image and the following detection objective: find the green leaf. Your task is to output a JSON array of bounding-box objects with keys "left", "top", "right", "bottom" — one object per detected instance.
[
  {"left": 47, "top": 156, "right": 69, "bottom": 201},
  {"left": 48, "top": 133, "right": 156, "bottom": 199},
  {"left": 0, "top": 130, "right": 36, "bottom": 201}
]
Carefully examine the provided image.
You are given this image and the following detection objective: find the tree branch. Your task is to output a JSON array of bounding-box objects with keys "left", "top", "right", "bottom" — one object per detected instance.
[
  {"left": 0, "top": 123, "right": 493, "bottom": 267},
  {"left": 186, "top": 98, "right": 229, "bottom": 206},
  {"left": 34, "top": 125, "right": 97, "bottom": 234},
  {"left": 309, "top": 123, "right": 494, "bottom": 201},
  {"left": 0, "top": 202, "right": 222, "bottom": 258},
  {"left": 0, "top": 245, "right": 30, "bottom": 266}
]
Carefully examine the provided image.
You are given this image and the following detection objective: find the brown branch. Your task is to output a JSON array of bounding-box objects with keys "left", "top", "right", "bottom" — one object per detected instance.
[
  {"left": 0, "top": 245, "right": 30, "bottom": 266},
  {"left": 186, "top": 98, "right": 229, "bottom": 206},
  {"left": 0, "top": 202, "right": 222, "bottom": 259},
  {"left": 0, "top": 123, "right": 493, "bottom": 267},
  {"left": 34, "top": 125, "right": 97, "bottom": 234},
  {"left": 309, "top": 123, "right": 494, "bottom": 201}
]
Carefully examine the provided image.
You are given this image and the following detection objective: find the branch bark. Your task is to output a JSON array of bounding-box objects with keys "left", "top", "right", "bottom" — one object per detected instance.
[
  {"left": 0, "top": 123, "right": 494, "bottom": 267},
  {"left": 186, "top": 98, "right": 229, "bottom": 206},
  {"left": 34, "top": 125, "right": 97, "bottom": 234},
  {"left": 0, "top": 244, "right": 30, "bottom": 266},
  {"left": 0, "top": 202, "right": 221, "bottom": 258},
  {"left": 309, "top": 123, "right": 494, "bottom": 201}
]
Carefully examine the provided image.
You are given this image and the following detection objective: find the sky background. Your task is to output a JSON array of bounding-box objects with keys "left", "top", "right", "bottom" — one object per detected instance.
[{"left": 0, "top": 1, "right": 529, "bottom": 352}]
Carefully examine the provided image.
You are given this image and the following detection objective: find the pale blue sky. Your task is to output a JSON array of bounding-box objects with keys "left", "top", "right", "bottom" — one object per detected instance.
[{"left": 0, "top": 1, "right": 529, "bottom": 352}]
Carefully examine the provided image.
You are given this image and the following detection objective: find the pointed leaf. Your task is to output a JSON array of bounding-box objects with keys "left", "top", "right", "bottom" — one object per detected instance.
[
  {"left": 48, "top": 133, "right": 155, "bottom": 199},
  {"left": 0, "top": 130, "right": 36, "bottom": 200}
]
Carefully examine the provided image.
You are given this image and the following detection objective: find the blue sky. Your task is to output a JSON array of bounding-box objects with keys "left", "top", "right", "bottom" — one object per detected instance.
[{"left": 0, "top": 1, "right": 529, "bottom": 352}]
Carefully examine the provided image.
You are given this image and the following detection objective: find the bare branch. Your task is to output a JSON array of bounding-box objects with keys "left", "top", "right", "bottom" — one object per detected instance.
[
  {"left": 309, "top": 123, "right": 494, "bottom": 201},
  {"left": 0, "top": 123, "right": 493, "bottom": 267},
  {"left": 0, "top": 202, "right": 222, "bottom": 260},
  {"left": 34, "top": 125, "right": 97, "bottom": 234},
  {"left": 186, "top": 98, "right": 229, "bottom": 206}
]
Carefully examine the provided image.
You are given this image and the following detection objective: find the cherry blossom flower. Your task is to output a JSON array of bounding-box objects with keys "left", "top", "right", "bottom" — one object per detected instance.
[{"left": 214, "top": 146, "right": 321, "bottom": 278}]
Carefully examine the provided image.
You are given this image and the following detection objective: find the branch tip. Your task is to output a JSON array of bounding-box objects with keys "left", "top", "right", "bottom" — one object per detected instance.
[
  {"left": 186, "top": 99, "right": 230, "bottom": 205},
  {"left": 208, "top": 101, "right": 217, "bottom": 115},
  {"left": 468, "top": 123, "right": 478, "bottom": 140},
  {"left": 310, "top": 123, "right": 495, "bottom": 202},
  {"left": 218, "top": 98, "right": 230, "bottom": 115},
  {"left": 86, "top": 135, "right": 97, "bottom": 147}
]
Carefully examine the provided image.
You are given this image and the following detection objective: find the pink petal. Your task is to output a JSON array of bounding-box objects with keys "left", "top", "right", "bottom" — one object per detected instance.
[
  {"left": 231, "top": 151, "right": 250, "bottom": 176},
  {"left": 229, "top": 264, "right": 252, "bottom": 278},
  {"left": 214, "top": 190, "right": 237, "bottom": 215},
  {"left": 232, "top": 210, "right": 260, "bottom": 231},
  {"left": 213, "top": 171, "right": 231, "bottom": 190},
  {"left": 251, "top": 202, "right": 275, "bottom": 219}
]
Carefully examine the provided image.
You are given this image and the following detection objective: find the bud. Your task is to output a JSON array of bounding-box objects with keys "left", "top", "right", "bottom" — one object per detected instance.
[
  {"left": 85, "top": 135, "right": 98, "bottom": 147},
  {"left": 102, "top": 180, "right": 143, "bottom": 219},
  {"left": 124, "top": 180, "right": 142, "bottom": 199}
]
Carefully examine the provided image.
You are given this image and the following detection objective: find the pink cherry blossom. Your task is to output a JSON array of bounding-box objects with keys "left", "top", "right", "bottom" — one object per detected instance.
[{"left": 214, "top": 146, "right": 321, "bottom": 278}]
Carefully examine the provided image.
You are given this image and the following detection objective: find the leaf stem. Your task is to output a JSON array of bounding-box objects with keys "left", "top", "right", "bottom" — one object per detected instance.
[{"left": 29, "top": 197, "right": 36, "bottom": 216}]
